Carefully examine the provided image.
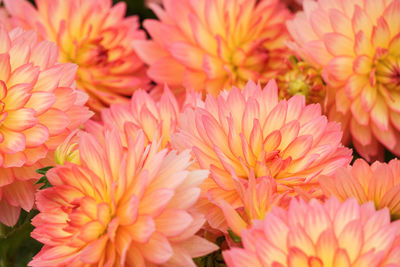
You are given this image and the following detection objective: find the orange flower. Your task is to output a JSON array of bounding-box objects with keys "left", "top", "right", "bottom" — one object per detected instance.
[
  {"left": 133, "top": 0, "right": 291, "bottom": 95},
  {"left": 4, "top": 0, "right": 150, "bottom": 111},
  {"left": 174, "top": 80, "right": 352, "bottom": 232},
  {"left": 223, "top": 197, "right": 400, "bottom": 267},
  {"left": 320, "top": 158, "right": 400, "bottom": 220},
  {"left": 287, "top": 0, "right": 400, "bottom": 160},
  {"left": 30, "top": 126, "right": 218, "bottom": 266},
  {"left": 0, "top": 27, "right": 91, "bottom": 226}
]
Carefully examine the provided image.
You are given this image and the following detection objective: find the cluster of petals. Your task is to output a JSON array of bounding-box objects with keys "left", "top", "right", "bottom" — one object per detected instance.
[
  {"left": 0, "top": 27, "right": 91, "bottom": 226},
  {"left": 133, "top": 0, "right": 291, "bottom": 95},
  {"left": 30, "top": 125, "right": 218, "bottom": 266},
  {"left": 217, "top": 174, "right": 287, "bottom": 237},
  {"left": 223, "top": 197, "right": 400, "bottom": 267},
  {"left": 173, "top": 80, "right": 352, "bottom": 232},
  {"left": 4, "top": 0, "right": 150, "bottom": 111},
  {"left": 94, "top": 85, "right": 180, "bottom": 149},
  {"left": 287, "top": 0, "right": 400, "bottom": 160},
  {"left": 320, "top": 158, "right": 400, "bottom": 220}
]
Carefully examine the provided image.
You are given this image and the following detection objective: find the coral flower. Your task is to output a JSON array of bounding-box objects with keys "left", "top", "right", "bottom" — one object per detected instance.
[
  {"left": 30, "top": 126, "right": 218, "bottom": 266},
  {"left": 287, "top": 0, "right": 400, "bottom": 160},
  {"left": 4, "top": 0, "right": 149, "bottom": 111},
  {"left": 173, "top": 80, "right": 352, "bottom": 231},
  {"left": 0, "top": 27, "right": 91, "bottom": 226},
  {"left": 320, "top": 158, "right": 400, "bottom": 220},
  {"left": 133, "top": 0, "right": 291, "bottom": 95},
  {"left": 98, "top": 86, "right": 180, "bottom": 148},
  {"left": 223, "top": 197, "right": 400, "bottom": 267}
]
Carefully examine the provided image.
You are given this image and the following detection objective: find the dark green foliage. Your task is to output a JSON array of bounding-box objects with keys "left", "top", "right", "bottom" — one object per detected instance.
[
  {"left": 0, "top": 211, "right": 42, "bottom": 267},
  {"left": 35, "top": 166, "right": 54, "bottom": 190}
]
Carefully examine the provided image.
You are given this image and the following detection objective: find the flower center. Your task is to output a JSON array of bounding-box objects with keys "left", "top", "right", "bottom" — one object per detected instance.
[
  {"left": 75, "top": 42, "right": 109, "bottom": 67},
  {"left": 278, "top": 57, "right": 325, "bottom": 106},
  {"left": 375, "top": 53, "right": 400, "bottom": 91}
]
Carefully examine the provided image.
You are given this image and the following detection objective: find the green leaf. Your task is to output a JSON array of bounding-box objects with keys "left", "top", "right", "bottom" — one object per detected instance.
[
  {"left": 34, "top": 166, "right": 53, "bottom": 189},
  {"left": 35, "top": 166, "right": 53, "bottom": 175},
  {"left": 228, "top": 229, "right": 242, "bottom": 243}
]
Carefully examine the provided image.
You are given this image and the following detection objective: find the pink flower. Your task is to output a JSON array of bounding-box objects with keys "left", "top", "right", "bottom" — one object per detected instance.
[
  {"left": 223, "top": 197, "right": 400, "bottom": 267},
  {"left": 30, "top": 126, "right": 218, "bottom": 266},
  {"left": 98, "top": 86, "right": 180, "bottom": 149},
  {"left": 287, "top": 0, "right": 400, "bottom": 160},
  {"left": 320, "top": 158, "right": 400, "bottom": 220},
  {"left": 173, "top": 80, "right": 352, "bottom": 232},
  {"left": 0, "top": 27, "right": 91, "bottom": 226},
  {"left": 133, "top": 0, "right": 291, "bottom": 95},
  {"left": 4, "top": 0, "right": 150, "bottom": 111}
]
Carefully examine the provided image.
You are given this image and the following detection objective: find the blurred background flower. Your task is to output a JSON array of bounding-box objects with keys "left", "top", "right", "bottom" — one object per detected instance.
[
  {"left": 4, "top": 0, "right": 150, "bottom": 112},
  {"left": 133, "top": 0, "right": 291, "bottom": 96},
  {"left": 287, "top": 0, "right": 400, "bottom": 161}
]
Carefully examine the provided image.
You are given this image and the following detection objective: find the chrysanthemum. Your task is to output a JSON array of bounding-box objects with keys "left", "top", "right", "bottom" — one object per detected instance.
[
  {"left": 30, "top": 126, "right": 218, "bottom": 266},
  {"left": 173, "top": 80, "right": 352, "bottom": 231},
  {"left": 0, "top": 27, "right": 92, "bottom": 226},
  {"left": 133, "top": 0, "right": 291, "bottom": 95},
  {"left": 4, "top": 0, "right": 149, "bottom": 111},
  {"left": 287, "top": 0, "right": 400, "bottom": 160},
  {"left": 223, "top": 197, "right": 400, "bottom": 267},
  {"left": 320, "top": 158, "right": 400, "bottom": 220}
]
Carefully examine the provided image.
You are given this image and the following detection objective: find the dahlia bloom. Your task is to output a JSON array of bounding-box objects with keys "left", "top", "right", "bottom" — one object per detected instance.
[
  {"left": 97, "top": 86, "right": 180, "bottom": 148},
  {"left": 4, "top": 0, "right": 149, "bottom": 111},
  {"left": 133, "top": 0, "right": 291, "bottom": 95},
  {"left": 30, "top": 127, "right": 218, "bottom": 266},
  {"left": 287, "top": 0, "right": 400, "bottom": 160},
  {"left": 174, "top": 80, "right": 352, "bottom": 231},
  {"left": 320, "top": 158, "right": 400, "bottom": 220},
  {"left": 277, "top": 56, "right": 326, "bottom": 108},
  {"left": 223, "top": 197, "right": 400, "bottom": 267},
  {"left": 0, "top": 27, "right": 91, "bottom": 226}
]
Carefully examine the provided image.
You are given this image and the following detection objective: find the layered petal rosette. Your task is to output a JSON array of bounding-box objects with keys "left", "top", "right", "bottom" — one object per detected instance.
[
  {"left": 0, "top": 27, "right": 91, "bottom": 226},
  {"left": 287, "top": 0, "right": 400, "bottom": 160},
  {"left": 173, "top": 80, "right": 352, "bottom": 231},
  {"left": 98, "top": 86, "right": 180, "bottom": 148},
  {"left": 133, "top": 0, "right": 291, "bottom": 95},
  {"left": 223, "top": 197, "right": 400, "bottom": 267},
  {"left": 30, "top": 126, "right": 218, "bottom": 266},
  {"left": 4, "top": 0, "right": 149, "bottom": 111},
  {"left": 320, "top": 158, "right": 400, "bottom": 220}
]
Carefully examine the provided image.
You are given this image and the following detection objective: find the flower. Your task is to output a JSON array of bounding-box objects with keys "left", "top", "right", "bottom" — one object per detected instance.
[
  {"left": 287, "top": 0, "right": 400, "bottom": 161},
  {"left": 4, "top": 0, "right": 150, "bottom": 111},
  {"left": 173, "top": 80, "right": 352, "bottom": 232},
  {"left": 0, "top": 27, "right": 91, "bottom": 226},
  {"left": 277, "top": 56, "right": 326, "bottom": 108},
  {"left": 30, "top": 125, "right": 218, "bottom": 266},
  {"left": 133, "top": 0, "right": 291, "bottom": 95},
  {"left": 320, "top": 158, "right": 400, "bottom": 220},
  {"left": 54, "top": 130, "right": 81, "bottom": 165},
  {"left": 96, "top": 85, "right": 180, "bottom": 149},
  {"left": 223, "top": 197, "right": 400, "bottom": 267}
]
